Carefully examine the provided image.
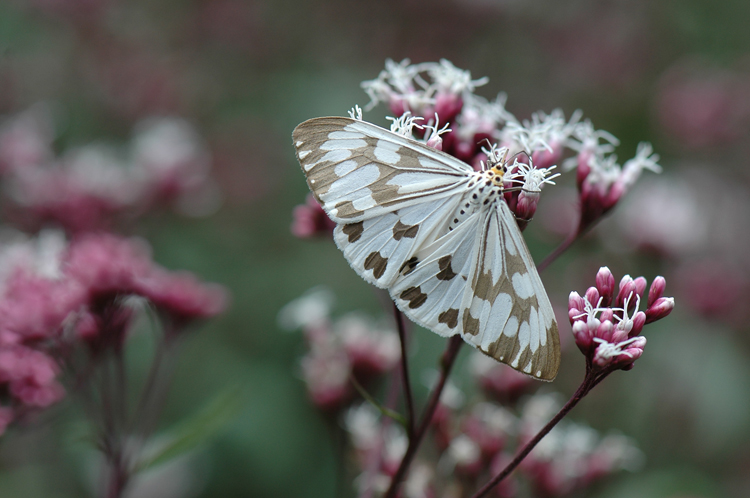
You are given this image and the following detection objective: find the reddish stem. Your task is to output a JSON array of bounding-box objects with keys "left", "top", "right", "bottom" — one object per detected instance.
[
  {"left": 384, "top": 335, "right": 463, "bottom": 498},
  {"left": 470, "top": 367, "right": 613, "bottom": 498},
  {"left": 393, "top": 303, "right": 416, "bottom": 438}
]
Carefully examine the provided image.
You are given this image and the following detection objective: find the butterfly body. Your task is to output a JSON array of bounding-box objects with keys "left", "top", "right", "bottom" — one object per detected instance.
[{"left": 294, "top": 116, "right": 560, "bottom": 380}]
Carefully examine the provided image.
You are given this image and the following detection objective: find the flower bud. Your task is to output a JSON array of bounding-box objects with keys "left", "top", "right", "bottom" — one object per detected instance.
[
  {"left": 647, "top": 276, "right": 666, "bottom": 308},
  {"left": 585, "top": 287, "right": 600, "bottom": 307},
  {"left": 615, "top": 276, "right": 636, "bottom": 308},
  {"left": 572, "top": 320, "right": 593, "bottom": 352},
  {"left": 630, "top": 311, "right": 646, "bottom": 337},
  {"left": 634, "top": 276, "right": 647, "bottom": 300},
  {"left": 595, "top": 267, "right": 615, "bottom": 306},
  {"left": 596, "top": 320, "right": 614, "bottom": 342},
  {"left": 645, "top": 297, "right": 675, "bottom": 323}
]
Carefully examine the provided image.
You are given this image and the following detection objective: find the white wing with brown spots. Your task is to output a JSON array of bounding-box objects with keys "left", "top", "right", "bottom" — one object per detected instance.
[
  {"left": 294, "top": 117, "right": 472, "bottom": 224},
  {"left": 333, "top": 194, "right": 466, "bottom": 288},
  {"left": 458, "top": 203, "right": 560, "bottom": 380},
  {"left": 293, "top": 116, "right": 560, "bottom": 381}
]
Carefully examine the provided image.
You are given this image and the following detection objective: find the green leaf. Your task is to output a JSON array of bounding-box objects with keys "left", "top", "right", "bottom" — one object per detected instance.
[{"left": 135, "top": 385, "right": 242, "bottom": 471}]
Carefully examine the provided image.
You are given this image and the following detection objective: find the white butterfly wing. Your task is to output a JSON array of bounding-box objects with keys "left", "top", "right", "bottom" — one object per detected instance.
[
  {"left": 333, "top": 194, "right": 465, "bottom": 288},
  {"left": 294, "top": 116, "right": 560, "bottom": 380},
  {"left": 293, "top": 117, "right": 473, "bottom": 223},
  {"left": 459, "top": 203, "right": 560, "bottom": 380}
]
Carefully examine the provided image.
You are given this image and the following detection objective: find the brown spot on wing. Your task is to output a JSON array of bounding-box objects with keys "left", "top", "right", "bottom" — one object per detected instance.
[
  {"left": 342, "top": 222, "right": 364, "bottom": 243},
  {"left": 438, "top": 308, "right": 459, "bottom": 329},
  {"left": 392, "top": 220, "right": 419, "bottom": 240},
  {"left": 400, "top": 286, "right": 427, "bottom": 309},
  {"left": 364, "top": 252, "right": 388, "bottom": 279},
  {"left": 462, "top": 309, "right": 480, "bottom": 336},
  {"left": 334, "top": 200, "right": 365, "bottom": 219},
  {"left": 399, "top": 256, "right": 419, "bottom": 275},
  {"left": 436, "top": 255, "right": 457, "bottom": 281}
]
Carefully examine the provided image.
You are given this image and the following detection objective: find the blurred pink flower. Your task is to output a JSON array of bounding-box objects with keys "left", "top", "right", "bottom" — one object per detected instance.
[
  {"left": 291, "top": 194, "right": 336, "bottom": 238},
  {"left": 0, "top": 107, "right": 219, "bottom": 233},
  {"left": 656, "top": 60, "right": 750, "bottom": 148}
]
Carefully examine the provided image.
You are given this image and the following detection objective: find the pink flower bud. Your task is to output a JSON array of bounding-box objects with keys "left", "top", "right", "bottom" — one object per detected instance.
[
  {"left": 603, "top": 179, "right": 625, "bottom": 211},
  {"left": 634, "top": 276, "right": 647, "bottom": 299},
  {"left": 647, "top": 276, "right": 666, "bottom": 308},
  {"left": 595, "top": 267, "right": 615, "bottom": 306},
  {"left": 573, "top": 320, "right": 593, "bottom": 352},
  {"left": 630, "top": 311, "right": 646, "bottom": 337},
  {"left": 569, "top": 307, "right": 582, "bottom": 325},
  {"left": 569, "top": 291, "right": 586, "bottom": 312},
  {"left": 425, "top": 134, "right": 444, "bottom": 151},
  {"left": 610, "top": 328, "right": 629, "bottom": 344},
  {"left": 531, "top": 143, "right": 563, "bottom": 170},
  {"left": 615, "top": 276, "right": 636, "bottom": 308},
  {"left": 514, "top": 190, "right": 540, "bottom": 225},
  {"left": 596, "top": 320, "right": 614, "bottom": 342},
  {"left": 576, "top": 151, "right": 593, "bottom": 189},
  {"left": 599, "top": 308, "right": 614, "bottom": 324},
  {"left": 434, "top": 93, "right": 463, "bottom": 124},
  {"left": 645, "top": 296, "right": 675, "bottom": 323},
  {"left": 585, "top": 287, "right": 600, "bottom": 307},
  {"left": 291, "top": 194, "right": 336, "bottom": 238}
]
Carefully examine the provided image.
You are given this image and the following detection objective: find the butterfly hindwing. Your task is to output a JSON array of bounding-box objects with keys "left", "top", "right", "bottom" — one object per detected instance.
[
  {"left": 388, "top": 209, "right": 484, "bottom": 337},
  {"left": 294, "top": 117, "right": 472, "bottom": 223},
  {"left": 460, "top": 203, "right": 560, "bottom": 380},
  {"left": 334, "top": 194, "right": 464, "bottom": 288}
]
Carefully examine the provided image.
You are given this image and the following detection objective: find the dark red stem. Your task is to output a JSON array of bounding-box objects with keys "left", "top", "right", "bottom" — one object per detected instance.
[
  {"left": 393, "top": 303, "right": 416, "bottom": 438},
  {"left": 384, "top": 335, "right": 463, "bottom": 498},
  {"left": 470, "top": 367, "right": 612, "bottom": 498}
]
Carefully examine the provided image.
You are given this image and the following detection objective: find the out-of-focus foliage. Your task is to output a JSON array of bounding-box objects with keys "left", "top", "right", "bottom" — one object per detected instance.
[{"left": 0, "top": 0, "right": 749, "bottom": 497}]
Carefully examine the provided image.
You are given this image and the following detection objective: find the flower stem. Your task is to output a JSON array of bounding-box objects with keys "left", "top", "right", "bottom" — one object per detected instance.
[
  {"left": 384, "top": 335, "right": 463, "bottom": 498},
  {"left": 393, "top": 303, "right": 416, "bottom": 438},
  {"left": 537, "top": 230, "right": 577, "bottom": 273},
  {"left": 470, "top": 368, "right": 605, "bottom": 498},
  {"left": 538, "top": 218, "right": 603, "bottom": 273}
]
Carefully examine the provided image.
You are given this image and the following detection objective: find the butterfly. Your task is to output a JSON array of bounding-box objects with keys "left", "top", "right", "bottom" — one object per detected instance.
[{"left": 293, "top": 116, "right": 560, "bottom": 380}]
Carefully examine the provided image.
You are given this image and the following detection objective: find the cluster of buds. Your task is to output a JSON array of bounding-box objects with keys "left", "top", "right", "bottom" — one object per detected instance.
[
  {"left": 0, "top": 106, "right": 219, "bottom": 233},
  {"left": 569, "top": 267, "right": 674, "bottom": 371},
  {"left": 293, "top": 59, "right": 661, "bottom": 238},
  {"left": 279, "top": 288, "right": 400, "bottom": 411},
  {"left": 0, "top": 230, "right": 227, "bottom": 434},
  {"left": 565, "top": 124, "right": 662, "bottom": 232},
  {"left": 343, "top": 386, "right": 642, "bottom": 498}
]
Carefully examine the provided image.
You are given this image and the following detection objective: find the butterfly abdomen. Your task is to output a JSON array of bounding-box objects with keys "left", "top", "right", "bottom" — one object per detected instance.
[{"left": 448, "top": 170, "right": 504, "bottom": 232}]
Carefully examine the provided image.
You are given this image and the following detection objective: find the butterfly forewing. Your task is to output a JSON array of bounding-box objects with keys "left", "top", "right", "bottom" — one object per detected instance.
[
  {"left": 294, "top": 116, "right": 561, "bottom": 380},
  {"left": 293, "top": 117, "right": 471, "bottom": 223}
]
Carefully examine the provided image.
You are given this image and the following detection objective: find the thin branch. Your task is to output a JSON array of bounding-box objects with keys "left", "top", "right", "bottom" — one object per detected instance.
[
  {"left": 384, "top": 335, "right": 463, "bottom": 498},
  {"left": 393, "top": 303, "right": 416, "bottom": 438},
  {"left": 470, "top": 368, "right": 612, "bottom": 498}
]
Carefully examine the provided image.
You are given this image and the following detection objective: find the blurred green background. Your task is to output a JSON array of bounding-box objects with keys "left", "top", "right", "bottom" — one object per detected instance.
[{"left": 0, "top": 0, "right": 749, "bottom": 497}]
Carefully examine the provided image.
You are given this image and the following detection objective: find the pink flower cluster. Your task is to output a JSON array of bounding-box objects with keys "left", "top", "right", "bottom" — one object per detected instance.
[
  {"left": 279, "top": 288, "right": 399, "bottom": 411},
  {"left": 0, "top": 231, "right": 227, "bottom": 433},
  {"left": 290, "top": 194, "right": 337, "bottom": 238},
  {"left": 518, "top": 394, "right": 643, "bottom": 498},
  {"left": 342, "top": 355, "right": 643, "bottom": 498},
  {"left": 292, "top": 59, "right": 660, "bottom": 237},
  {"left": 0, "top": 106, "right": 218, "bottom": 233},
  {"left": 569, "top": 267, "right": 673, "bottom": 370}
]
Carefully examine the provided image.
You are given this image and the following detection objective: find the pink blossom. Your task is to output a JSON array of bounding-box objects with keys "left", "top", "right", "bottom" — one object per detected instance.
[
  {"left": 290, "top": 194, "right": 336, "bottom": 238},
  {"left": 570, "top": 267, "right": 673, "bottom": 371}
]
